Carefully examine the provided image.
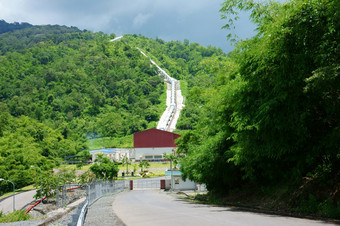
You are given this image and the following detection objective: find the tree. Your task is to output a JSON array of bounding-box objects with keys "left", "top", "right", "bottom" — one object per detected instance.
[
  {"left": 138, "top": 161, "right": 150, "bottom": 172},
  {"left": 220, "top": 0, "right": 339, "bottom": 183},
  {"left": 0, "top": 22, "right": 231, "bottom": 190},
  {"left": 31, "top": 167, "right": 76, "bottom": 200},
  {"left": 78, "top": 170, "right": 96, "bottom": 184},
  {"left": 90, "top": 155, "right": 118, "bottom": 180},
  {"left": 0, "top": 103, "right": 10, "bottom": 137},
  {"left": 122, "top": 156, "right": 130, "bottom": 176},
  {"left": 163, "top": 152, "right": 179, "bottom": 170},
  {"left": 179, "top": 0, "right": 339, "bottom": 199}
]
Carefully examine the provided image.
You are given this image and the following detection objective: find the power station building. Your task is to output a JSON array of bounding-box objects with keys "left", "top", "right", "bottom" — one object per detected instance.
[
  {"left": 89, "top": 128, "right": 181, "bottom": 162},
  {"left": 133, "top": 128, "right": 181, "bottom": 161}
]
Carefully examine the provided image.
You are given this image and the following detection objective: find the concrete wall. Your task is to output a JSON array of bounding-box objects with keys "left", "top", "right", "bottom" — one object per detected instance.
[{"left": 171, "top": 176, "right": 196, "bottom": 190}]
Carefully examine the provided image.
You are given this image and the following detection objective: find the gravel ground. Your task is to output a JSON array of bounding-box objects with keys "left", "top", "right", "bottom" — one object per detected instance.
[
  {"left": 84, "top": 192, "right": 125, "bottom": 226},
  {"left": 48, "top": 201, "right": 85, "bottom": 226}
]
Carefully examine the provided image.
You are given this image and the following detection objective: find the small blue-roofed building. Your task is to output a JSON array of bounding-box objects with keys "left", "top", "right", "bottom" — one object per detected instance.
[
  {"left": 90, "top": 148, "right": 131, "bottom": 162},
  {"left": 164, "top": 170, "right": 197, "bottom": 190}
]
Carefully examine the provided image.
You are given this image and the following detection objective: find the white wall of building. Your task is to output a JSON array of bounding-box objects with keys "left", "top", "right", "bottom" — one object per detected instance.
[
  {"left": 90, "top": 148, "right": 132, "bottom": 162},
  {"left": 90, "top": 147, "right": 176, "bottom": 162},
  {"left": 134, "top": 147, "right": 173, "bottom": 160},
  {"left": 171, "top": 175, "right": 196, "bottom": 190}
]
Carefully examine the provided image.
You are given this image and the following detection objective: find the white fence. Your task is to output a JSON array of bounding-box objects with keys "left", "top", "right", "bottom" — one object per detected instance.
[{"left": 133, "top": 179, "right": 161, "bottom": 190}]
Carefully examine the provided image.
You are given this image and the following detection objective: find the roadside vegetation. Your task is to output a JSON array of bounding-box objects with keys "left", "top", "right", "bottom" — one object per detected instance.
[
  {"left": 176, "top": 0, "right": 339, "bottom": 219},
  {"left": 0, "top": 210, "right": 32, "bottom": 223}
]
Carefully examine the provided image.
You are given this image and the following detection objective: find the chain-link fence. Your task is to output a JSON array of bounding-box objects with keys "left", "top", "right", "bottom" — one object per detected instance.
[
  {"left": 86, "top": 180, "right": 128, "bottom": 206},
  {"left": 77, "top": 180, "right": 129, "bottom": 226},
  {"left": 55, "top": 180, "right": 128, "bottom": 209},
  {"left": 55, "top": 184, "right": 86, "bottom": 208}
]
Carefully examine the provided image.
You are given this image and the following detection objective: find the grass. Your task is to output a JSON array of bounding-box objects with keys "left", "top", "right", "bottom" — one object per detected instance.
[
  {"left": 0, "top": 210, "right": 32, "bottom": 223},
  {"left": 60, "top": 162, "right": 169, "bottom": 171},
  {"left": 119, "top": 162, "right": 169, "bottom": 178},
  {"left": 121, "top": 162, "right": 169, "bottom": 171},
  {"left": 87, "top": 135, "right": 133, "bottom": 150},
  {"left": 57, "top": 162, "right": 169, "bottom": 178},
  {"left": 58, "top": 164, "right": 91, "bottom": 171},
  {"left": 118, "top": 171, "right": 166, "bottom": 180}
]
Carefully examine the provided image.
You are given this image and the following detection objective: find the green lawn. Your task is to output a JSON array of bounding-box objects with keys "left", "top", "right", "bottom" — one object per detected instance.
[
  {"left": 57, "top": 162, "right": 170, "bottom": 179},
  {"left": 59, "top": 162, "right": 170, "bottom": 171},
  {"left": 87, "top": 135, "right": 133, "bottom": 150}
]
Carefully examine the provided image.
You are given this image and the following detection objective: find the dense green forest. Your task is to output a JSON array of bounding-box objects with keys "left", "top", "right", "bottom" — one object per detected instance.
[
  {"left": 177, "top": 0, "right": 339, "bottom": 218},
  {"left": 0, "top": 21, "right": 225, "bottom": 192},
  {"left": 0, "top": 20, "right": 32, "bottom": 35}
]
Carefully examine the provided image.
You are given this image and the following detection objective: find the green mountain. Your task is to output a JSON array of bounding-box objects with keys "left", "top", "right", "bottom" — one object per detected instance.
[
  {"left": 0, "top": 20, "right": 226, "bottom": 190},
  {"left": 0, "top": 20, "right": 32, "bottom": 35}
]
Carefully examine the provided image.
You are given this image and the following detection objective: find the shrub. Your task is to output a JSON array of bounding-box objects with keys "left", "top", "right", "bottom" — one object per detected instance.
[{"left": 0, "top": 210, "right": 31, "bottom": 223}]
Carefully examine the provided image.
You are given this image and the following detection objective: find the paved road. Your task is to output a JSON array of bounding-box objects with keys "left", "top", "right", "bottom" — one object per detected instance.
[
  {"left": 0, "top": 190, "right": 36, "bottom": 213},
  {"left": 112, "top": 190, "right": 337, "bottom": 226}
]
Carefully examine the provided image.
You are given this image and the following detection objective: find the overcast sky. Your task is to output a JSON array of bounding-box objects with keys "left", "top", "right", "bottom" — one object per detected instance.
[{"left": 0, "top": 0, "right": 257, "bottom": 53}]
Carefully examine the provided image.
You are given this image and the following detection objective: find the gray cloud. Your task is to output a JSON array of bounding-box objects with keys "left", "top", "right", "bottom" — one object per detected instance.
[
  {"left": 133, "top": 13, "right": 153, "bottom": 28},
  {"left": 0, "top": 0, "right": 256, "bottom": 52}
]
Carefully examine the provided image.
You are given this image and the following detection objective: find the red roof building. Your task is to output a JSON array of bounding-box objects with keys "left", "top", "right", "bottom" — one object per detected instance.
[{"left": 134, "top": 128, "right": 181, "bottom": 148}]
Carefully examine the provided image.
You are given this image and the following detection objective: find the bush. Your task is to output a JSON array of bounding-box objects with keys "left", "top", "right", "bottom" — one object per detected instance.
[
  {"left": 318, "top": 198, "right": 340, "bottom": 219},
  {"left": 0, "top": 210, "right": 31, "bottom": 223},
  {"left": 296, "top": 195, "right": 340, "bottom": 219}
]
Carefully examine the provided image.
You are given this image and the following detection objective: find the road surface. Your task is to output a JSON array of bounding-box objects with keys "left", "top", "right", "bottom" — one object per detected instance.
[
  {"left": 0, "top": 190, "right": 36, "bottom": 213},
  {"left": 112, "top": 190, "right": 337, "bottom": 226}
]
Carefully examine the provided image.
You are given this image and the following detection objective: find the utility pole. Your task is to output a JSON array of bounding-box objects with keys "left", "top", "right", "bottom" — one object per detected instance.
[{"left": 0, "top": 178, "right": 15, "bottom": 211}]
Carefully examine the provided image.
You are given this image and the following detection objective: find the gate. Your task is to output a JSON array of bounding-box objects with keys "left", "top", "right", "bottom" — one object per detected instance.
[{"left": 132, "top": 179, "right": 161, "bottom": 190}]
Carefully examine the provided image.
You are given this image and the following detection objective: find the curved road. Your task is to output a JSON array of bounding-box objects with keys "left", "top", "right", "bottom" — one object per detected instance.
[
  {"left": 112, "top": 190, "right": 336, "bottom": 226},
  {"left": 0, "top": 189, "right": 36, "bottom": 213}
]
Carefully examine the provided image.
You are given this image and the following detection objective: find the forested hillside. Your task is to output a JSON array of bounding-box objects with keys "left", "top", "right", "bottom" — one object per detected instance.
[
  {"left": 0, "top": 21, "right": 226, "bottom": 192},
  {"left": 0, "top": 25, "right": 163, "bottom": 189},
  {"left": 125, "top": 35, "right": 228, "bottom": 130},
  {"left": 0, "top": 20, "right": 32, "bottom": 35},
  {"left": 177, "top": 0, "right": 339, "bottom": 218}
]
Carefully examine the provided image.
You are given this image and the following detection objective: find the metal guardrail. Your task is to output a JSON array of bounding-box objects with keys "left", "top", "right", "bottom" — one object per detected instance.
[
  {"left": 77, "top": 180, "right": 128, "bottom": 226},
  {"left": 76, "top": 200, "right": 88, "bottom": 226}
]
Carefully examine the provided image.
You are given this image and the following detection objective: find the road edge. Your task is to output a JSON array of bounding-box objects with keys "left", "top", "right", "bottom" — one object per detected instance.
[{"left": 175, "top": 191, "right": 340, "bottom": 225}]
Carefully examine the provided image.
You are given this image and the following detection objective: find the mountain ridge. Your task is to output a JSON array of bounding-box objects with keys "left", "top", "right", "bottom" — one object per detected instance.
[{"left": 0, "top": 20, "right": 226, "bottom": 191}]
